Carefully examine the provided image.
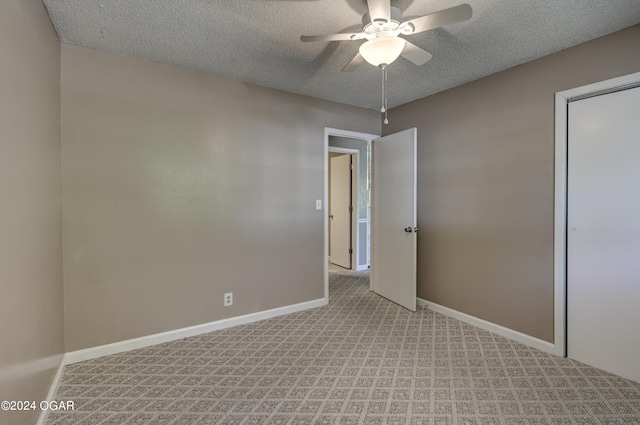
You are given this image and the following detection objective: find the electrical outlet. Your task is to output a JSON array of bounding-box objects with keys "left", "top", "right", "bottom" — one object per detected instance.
[{"left": 224, "top": 292, "right": 233, "bottom": 307}]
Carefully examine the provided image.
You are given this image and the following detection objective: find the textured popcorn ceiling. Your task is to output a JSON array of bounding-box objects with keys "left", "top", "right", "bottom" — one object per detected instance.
[{"left": 44, "top": 0, "right": 640, "bottom": 110}]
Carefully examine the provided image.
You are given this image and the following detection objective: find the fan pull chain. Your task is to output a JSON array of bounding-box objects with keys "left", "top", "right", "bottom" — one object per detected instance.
[
  {"left": 380, "top": 64, "right": 386, "bottom": 114},
  {"left": 380, "top": 64, "right": 389, "bottom": 124},
  {"left": 384, "top": 65, "right": 389, "bottom": 125}
]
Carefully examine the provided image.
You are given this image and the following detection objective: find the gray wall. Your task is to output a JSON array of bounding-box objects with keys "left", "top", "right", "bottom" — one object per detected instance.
[
  {"left": 61, "top": 44, "right": 380, "bottom": 351},
  {"left": 384, "top": 25, "right": 640, "bottom": 343},
  {"left": 0, "top": 1, "right": 64, "bottom": 425}
]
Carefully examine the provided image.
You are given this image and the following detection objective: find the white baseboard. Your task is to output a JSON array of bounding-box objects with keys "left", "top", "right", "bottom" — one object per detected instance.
[
  {"left": 36, "top": 353, "right": 67, "bottom": 425},
  {"left": 37, "top": 297, "right": 327, "bottom": 423},
  {"left": 417, "top": 298, "right": 556, "bottom": 355},
  {"left": 66, "top": 297, "right": 327, "bottom": 364},
  {"left": 356, "top": 265, "right": 369, "bottom": 271}
]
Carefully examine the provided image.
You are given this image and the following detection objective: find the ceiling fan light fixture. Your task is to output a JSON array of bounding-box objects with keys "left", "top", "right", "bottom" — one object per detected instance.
[{"left": 359, "top": 36, "right": 406, "bottom": 66}]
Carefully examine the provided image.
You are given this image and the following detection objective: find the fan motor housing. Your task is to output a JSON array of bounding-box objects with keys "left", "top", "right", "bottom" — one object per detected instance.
[{"left": 362, "top": 6, "right": 402, "bottom": 31}]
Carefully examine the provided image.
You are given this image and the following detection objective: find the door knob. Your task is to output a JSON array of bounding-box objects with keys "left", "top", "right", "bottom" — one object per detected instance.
[
  {"left": 414, "top": 227, "right": 419, "bottom": 232},
  {"left": 404, "top": 227, "right": 413, "bottom": 233}
]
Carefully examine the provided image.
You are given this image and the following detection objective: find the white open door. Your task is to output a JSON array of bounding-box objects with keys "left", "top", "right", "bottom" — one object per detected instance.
[
  {"left": 330, "top": 154, "right": 352, "bottom": 269},
  {"left": 567, "top": 86, "right": 640, "bottom": 383},
  {"left": 371, "top": 128, "right": 417, "bottom": 311}
]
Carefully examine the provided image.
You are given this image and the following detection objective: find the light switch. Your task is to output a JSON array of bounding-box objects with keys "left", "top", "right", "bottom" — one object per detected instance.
[{"left": 315, "top": 200, "right": 322, "bottom": 210}]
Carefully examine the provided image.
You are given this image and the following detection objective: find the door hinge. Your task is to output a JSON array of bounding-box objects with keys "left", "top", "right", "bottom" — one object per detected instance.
[
  {"left": 349, "top": 206, "right": 353, "bottom": 213},
  {"left": 349, "top": 248, "right": 353, "bottom": 254}
]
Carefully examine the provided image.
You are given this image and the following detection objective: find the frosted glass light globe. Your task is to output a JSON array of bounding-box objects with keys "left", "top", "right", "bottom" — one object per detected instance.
[{"left": 359, "top": 37, "right": 406, "bottom": 66}]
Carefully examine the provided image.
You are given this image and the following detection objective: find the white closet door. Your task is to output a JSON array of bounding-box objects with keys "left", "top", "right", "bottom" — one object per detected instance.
[
  {"left": 567, "top": 86, "right": 640, "bottom": 383},
  {"left": 330, "top": 154, "right": 352, "bottom": 269}
]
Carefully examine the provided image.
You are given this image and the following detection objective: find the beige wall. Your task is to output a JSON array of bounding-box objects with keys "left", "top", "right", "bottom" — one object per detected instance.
[
  {"left": 384, "top": 25, "right": 640, "bottom": 342},
  {"left": 61, "top": 44, "right": 380, "bottom": 351},
  {"left": 0, "top": 1, "right": 64, "bottom": 425}
]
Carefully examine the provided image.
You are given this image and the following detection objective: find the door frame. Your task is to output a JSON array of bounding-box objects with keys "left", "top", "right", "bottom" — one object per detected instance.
[
  {"left": 324, "top": 128, "right": 379, "bottom": 302},
  {"left": 554, "top": 71, "right": 640, "bottom": 357},
  {"left": 328, "top": 148, "right": 358, "bottom": 270}
]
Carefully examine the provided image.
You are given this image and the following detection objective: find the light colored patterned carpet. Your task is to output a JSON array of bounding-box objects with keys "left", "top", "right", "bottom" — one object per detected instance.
[{"left": 46, "top": 270, "right": 640, "bottom": 424}]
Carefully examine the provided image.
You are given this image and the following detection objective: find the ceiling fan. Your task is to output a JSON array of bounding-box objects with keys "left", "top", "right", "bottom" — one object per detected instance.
[{"left": 300, "top": 0, "right": 473, "bottom": 72}]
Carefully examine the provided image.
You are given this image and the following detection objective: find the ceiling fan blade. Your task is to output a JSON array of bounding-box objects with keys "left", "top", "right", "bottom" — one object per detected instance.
[
  {"left": 403, "top": 3, "right": 472, "bottom": 35},
  {"left": 341, "top": 53, "right": 366, "bottom": 72},
  {"left": 400, "top": 41, "right": 432, "bottom": 66},
  {"left": 300, "top": 33, "right": 363, "bottom": 42},
  {"left": 367, "top": 0, "right": 391, "bottom": 22}
]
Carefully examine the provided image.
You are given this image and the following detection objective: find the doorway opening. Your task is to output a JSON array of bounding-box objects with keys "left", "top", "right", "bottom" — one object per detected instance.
[
  {"left": 324, "top": 128, "right": 379, "bottom": 301},
  {"left": 328, "top": 148, "right": 357, "bottom": 272}
]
